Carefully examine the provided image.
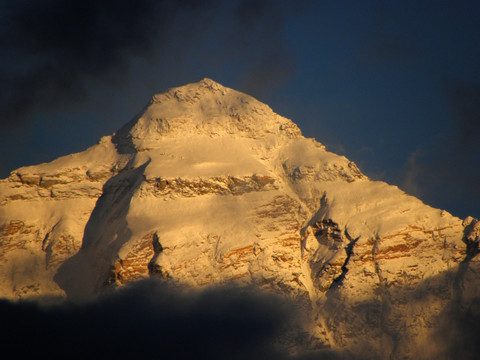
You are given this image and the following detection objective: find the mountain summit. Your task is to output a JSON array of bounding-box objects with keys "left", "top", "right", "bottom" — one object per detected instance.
[
  {"left": 116, "top": 78, "right": 301, "bottom": 145},
  {"left": 0, "top": 79, "right": 478, "bottom": 358}
]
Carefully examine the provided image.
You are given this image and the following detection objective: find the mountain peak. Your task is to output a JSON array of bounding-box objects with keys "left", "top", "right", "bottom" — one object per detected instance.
[
  {"left": 113, "top": 79, "right": 301, "bottom": 151},
  {"left": 1, "top": 79, "right": 477, "bottom": 359},
  {"left": 152, "top": 77, "right": 229, "bottom": 102}
]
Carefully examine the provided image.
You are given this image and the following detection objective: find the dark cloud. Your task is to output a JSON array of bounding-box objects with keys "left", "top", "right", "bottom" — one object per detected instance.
[
  {"left": 1, "top": 278, "right": 381, "bottom": 359},
  {"left": 0, "top": 0, "right": 207, "bottom": 131},
  {"left": 0, "top": 280, "right": 307, "bottom": 360},
  {"left": 0, "top": 0, "right": 305, "bottom": 133},
  {"left": 3, "top": 275, "right": 479, "bottom": 360}
]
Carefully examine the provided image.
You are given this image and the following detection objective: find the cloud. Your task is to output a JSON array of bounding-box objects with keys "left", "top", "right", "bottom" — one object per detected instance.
[
  {"left": 0, "top": 280, "right": 305, "bottom": 360},
  {"left": 3, "top": 272, "right": 480, "bottom": 359},
  {"left": 399, "top": 150, "right": 426, "bottom": 199},
  {"left": 0, "top": 0, "right": 206, "bottom": 130},
  {"left": 0, "top": 0, "right": 307, "bottom": 134},
  {"left": 399, "top": 80, "right": 480, "bottom": 218}
]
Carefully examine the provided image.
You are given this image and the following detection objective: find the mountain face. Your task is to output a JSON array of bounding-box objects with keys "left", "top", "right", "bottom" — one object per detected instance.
[{"left": 1, "top": 78, "right": 479, "bottom": 358}]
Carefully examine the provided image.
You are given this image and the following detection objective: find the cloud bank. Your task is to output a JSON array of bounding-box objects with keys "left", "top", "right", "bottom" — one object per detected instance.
[
  {"left": 3, "top": 277, "right": 480, "bottom": 359},
  {"left": 0, "top": 280, "right": 348, "bottom": 360}
]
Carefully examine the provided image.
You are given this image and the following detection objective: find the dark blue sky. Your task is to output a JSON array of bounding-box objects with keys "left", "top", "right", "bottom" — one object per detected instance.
[{"left": 1, "top": 0, "right": 479, "bottom": 219}]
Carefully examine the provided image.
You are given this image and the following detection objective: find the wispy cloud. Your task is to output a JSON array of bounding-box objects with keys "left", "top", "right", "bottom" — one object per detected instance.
[{"left": 399, "top": 79, "right": 480, "bottom": 218}]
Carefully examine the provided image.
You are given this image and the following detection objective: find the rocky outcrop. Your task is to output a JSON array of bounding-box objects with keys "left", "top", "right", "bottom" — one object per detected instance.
[
  {"left": 143, "top": 174, "right": 278, "bottom": 197},
  {"left": 0, "top": 78, "right": 478, "bottom": 358}
]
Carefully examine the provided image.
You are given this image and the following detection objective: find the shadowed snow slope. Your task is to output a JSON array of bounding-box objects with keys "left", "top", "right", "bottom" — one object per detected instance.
[{"left": 0, "top": 78, "right": 478, "bottom": 359}]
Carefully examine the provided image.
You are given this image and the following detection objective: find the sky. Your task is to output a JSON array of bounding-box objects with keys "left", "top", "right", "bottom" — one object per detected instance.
[
  {"left": 2, "top": 2, "right": 480, "bottom": 358},
  {"left": 1, "top": 0, "right": 479, "bottom": 219}
]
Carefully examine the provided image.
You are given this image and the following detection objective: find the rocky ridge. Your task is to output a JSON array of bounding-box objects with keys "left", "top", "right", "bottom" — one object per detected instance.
[{"left": 0, "top": 78, "right": 478, "bottom": 358}]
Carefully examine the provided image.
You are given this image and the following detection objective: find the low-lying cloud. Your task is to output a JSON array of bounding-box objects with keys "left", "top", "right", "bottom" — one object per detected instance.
[
  {"left": 0, "top": 280, "right": 333, "bottom": 360},
  {"left": 3, "top": 277, "right": 480, "bottom": 359}
]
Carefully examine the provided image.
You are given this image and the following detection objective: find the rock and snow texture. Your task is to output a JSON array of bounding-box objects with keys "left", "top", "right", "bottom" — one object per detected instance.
[{"left": 0, "top": 78, "right": 478, "bottom": 358}]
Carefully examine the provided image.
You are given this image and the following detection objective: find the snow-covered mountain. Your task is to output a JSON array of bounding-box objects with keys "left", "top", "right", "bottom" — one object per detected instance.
[{"left": 1, "top": 78, "right": 478, "bottom": 358}]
